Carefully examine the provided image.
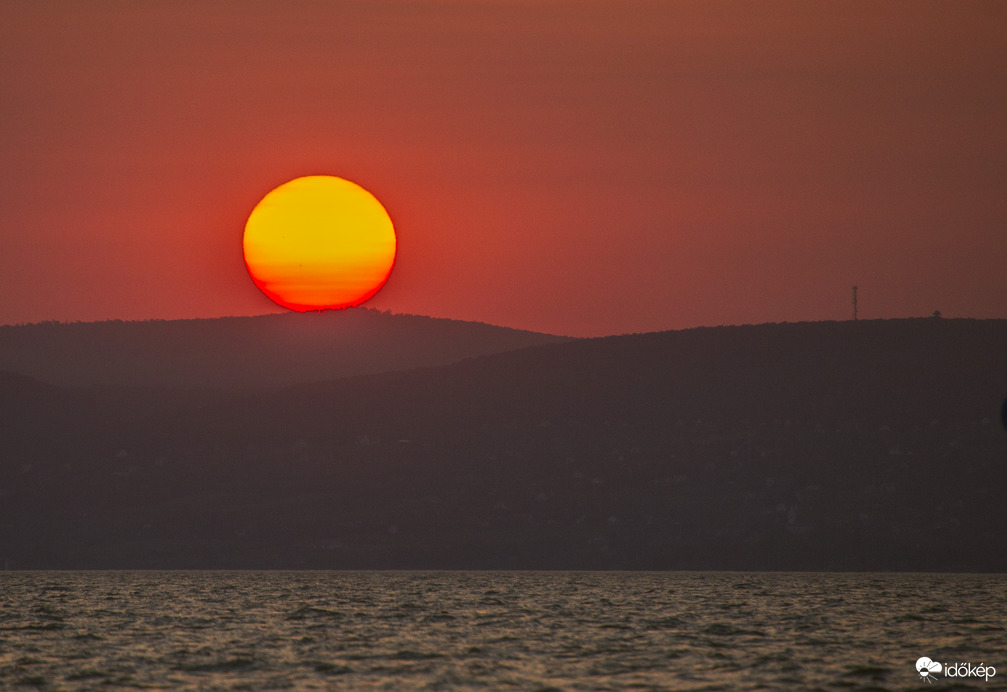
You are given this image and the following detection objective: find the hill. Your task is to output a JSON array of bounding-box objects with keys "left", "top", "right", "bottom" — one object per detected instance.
[
  {"left": 0, "top": 309, "right": 572, "bottom": 389},
  {"left": 2, "top": 318, "right": 1006, "bottom": 570}
]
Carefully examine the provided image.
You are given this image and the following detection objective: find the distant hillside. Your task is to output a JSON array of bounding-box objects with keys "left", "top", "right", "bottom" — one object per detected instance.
[
  {"left": 0, "top": 309, "right": 572, "bottom": 389},
  {"left": 2, "top": 318, "right": 1006, "bottom": 571}
]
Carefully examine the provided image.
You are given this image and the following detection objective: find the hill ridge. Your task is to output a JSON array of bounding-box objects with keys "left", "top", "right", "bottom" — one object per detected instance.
[
  {"left": 0, "top": 308, "right": 573, "bottom": 389},
  {"left": 2, "top": 317, "right": 1005, "bottom": 570}
]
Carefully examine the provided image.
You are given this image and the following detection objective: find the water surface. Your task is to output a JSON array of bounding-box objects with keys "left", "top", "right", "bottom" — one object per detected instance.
[{"left": 0, "top": 571, "right": 1003, "bottom": 690}]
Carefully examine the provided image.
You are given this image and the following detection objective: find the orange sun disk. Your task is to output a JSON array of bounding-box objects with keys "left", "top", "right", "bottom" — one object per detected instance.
[{"left": 242, "top": 176, "right": 397, "bottom": 311}]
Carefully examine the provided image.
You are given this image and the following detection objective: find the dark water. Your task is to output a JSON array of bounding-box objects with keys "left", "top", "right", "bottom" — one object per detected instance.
[{"left": 0, "top": 571, "right": 1003, "bottom": 690}]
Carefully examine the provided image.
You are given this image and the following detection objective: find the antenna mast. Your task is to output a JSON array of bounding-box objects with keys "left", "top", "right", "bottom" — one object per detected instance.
[{"left": 852, "top": 286, "right": 858, "bottom": 321}]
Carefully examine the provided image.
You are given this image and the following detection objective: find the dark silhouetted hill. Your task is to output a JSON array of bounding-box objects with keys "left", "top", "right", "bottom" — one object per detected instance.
[
  {"left": 0, "top": 309, "right": 572, "bottom": 389},
  {"left": 2, "top": 318, "right": 1006, "bottom": 571}
]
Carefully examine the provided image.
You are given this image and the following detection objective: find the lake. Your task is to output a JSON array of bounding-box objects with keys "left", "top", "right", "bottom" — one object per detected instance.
[{"left": 0, "top": 571, "right": 1003, "bottom": 690}]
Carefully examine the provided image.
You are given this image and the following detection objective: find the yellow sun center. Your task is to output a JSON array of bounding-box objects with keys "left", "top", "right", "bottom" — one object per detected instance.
[{"left": 242, "top": 176, "right": 396, "bottom": 311}]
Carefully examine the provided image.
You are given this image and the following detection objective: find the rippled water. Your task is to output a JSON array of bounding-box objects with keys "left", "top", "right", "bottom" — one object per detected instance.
[{"left": 0, "top": 571, "right": 1004, "bottom": 690}]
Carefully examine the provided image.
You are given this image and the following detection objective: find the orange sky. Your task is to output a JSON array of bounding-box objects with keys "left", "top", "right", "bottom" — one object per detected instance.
[{"left": 2, "top": 1, "right": 1005, "bottom": 337}]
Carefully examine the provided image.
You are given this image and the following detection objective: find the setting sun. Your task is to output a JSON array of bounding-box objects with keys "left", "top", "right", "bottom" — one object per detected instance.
[{"left": 242, "top": 176, "right": 396, "bottom": 311}]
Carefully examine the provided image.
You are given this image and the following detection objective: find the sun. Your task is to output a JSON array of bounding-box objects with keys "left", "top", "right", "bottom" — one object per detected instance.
[{"left": 242, "top": 175, "right": 396, "bottom": 311}]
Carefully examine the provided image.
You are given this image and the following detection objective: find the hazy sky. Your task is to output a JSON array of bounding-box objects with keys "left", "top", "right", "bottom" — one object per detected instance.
[{"left": 2, "top": 0, "right": 1005, "bottom": 336}]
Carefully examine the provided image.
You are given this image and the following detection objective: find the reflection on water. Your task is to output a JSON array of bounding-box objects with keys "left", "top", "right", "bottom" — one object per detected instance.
[{"left": 0, "top": 571, "right": 1003, "bottom": 690}]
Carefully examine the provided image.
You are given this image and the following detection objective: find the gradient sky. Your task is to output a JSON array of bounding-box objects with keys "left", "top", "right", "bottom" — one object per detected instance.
[{"left": 2, "top": 0, "right": 1005, "bottom": 337}]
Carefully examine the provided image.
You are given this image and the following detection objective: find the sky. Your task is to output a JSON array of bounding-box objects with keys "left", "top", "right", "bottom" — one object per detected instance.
[{"left": 2, "top": 0, "right": 1005, "bottom": 337}]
